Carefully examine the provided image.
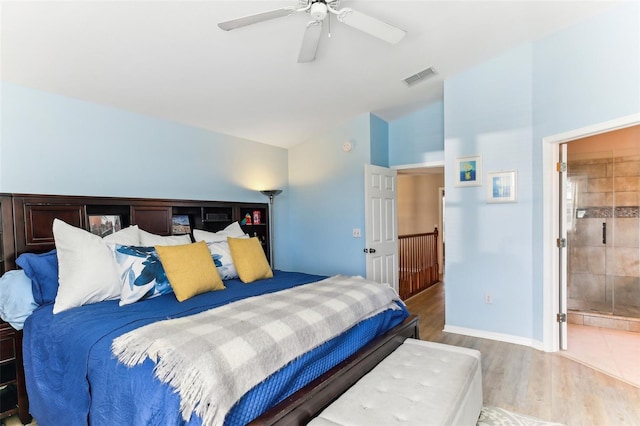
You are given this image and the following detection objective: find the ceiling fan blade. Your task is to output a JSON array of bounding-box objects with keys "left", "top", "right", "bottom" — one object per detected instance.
[
  {"left": 336, "top": 8, "right": 406, "bottom": 44},
  {"left": 298, "top": 20, "right": 323, "bottom": 63},
  {"left": 218, "top": 7, "right": 297, "bottom": 31}
]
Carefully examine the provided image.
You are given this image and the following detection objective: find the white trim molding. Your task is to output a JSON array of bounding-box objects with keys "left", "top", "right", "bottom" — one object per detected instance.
[
  {"left": 444, "top": 325, "right": 541, "bottom": 349},
  {"left": 392, "top": 160, "right": 445, "bottom": 171}
]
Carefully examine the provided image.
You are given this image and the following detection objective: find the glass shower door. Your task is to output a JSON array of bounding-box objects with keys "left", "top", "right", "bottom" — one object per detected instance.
[
  {"left": 610, "top": 147, "right": 640, "bottom": 318},
  {"left": 566, "top": 148, "right": 614, "bottom": 316},
  {"left": 566, "top": 141, "right": 640, "bottom": 320}
]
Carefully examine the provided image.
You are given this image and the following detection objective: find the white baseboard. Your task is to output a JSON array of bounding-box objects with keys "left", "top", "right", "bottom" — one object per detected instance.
[{"left": 443, "top": 325, "right": 541, "bottom": 349}]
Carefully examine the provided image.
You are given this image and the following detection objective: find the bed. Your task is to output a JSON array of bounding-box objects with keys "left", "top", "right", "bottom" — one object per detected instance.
[{"left": 0, "top": 193, "right": 418, "bottom": 426}]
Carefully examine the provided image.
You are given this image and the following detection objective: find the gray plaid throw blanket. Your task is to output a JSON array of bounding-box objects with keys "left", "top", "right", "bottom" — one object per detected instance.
[{"left": 111, "top": 275, "right": 403, "bottom": 426}]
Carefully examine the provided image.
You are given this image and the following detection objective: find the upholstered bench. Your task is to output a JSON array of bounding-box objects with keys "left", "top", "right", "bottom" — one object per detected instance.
[{"left": 308, "top": 339, "right": 483, "bottom": 426}]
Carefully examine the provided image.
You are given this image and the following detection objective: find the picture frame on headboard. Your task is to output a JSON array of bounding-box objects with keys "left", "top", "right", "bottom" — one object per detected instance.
[
  {"left": 88, "top": 215, "right": 122, "bottom": 237},
  {"left": 172, "top": 215, "right": 191, "bottom": 235}
]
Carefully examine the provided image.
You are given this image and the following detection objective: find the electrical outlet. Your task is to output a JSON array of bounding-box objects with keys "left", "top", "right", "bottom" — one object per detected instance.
[
  {"left": 352, "top": 228, "right": 361, "bottom": 238},
  {"left": 485, "top": 293, "right": 493, "bottom": 304}
]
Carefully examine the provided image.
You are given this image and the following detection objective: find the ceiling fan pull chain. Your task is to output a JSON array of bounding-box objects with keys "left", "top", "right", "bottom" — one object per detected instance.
[{"left": 328, "top": 11, "right": 331, "bottom": 37}]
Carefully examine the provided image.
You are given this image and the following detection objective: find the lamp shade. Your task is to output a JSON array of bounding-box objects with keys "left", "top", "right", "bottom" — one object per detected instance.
[{"left": 260, "top": 190, "right": 283, "bottom": 198}]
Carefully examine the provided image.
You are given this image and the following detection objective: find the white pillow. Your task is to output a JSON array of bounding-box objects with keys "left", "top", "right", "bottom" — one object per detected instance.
[
  {"left": 139, "top": 229, "right": 192, "bottom": 246},
  {"left": 103, "top": 225, "right": 140, "bottom": 245},
  {"left": 52, "top": 219, "right": 121, "bottom": 314},
  {"left": 193, "top": 222, "right": 245, "bottom": 243}
]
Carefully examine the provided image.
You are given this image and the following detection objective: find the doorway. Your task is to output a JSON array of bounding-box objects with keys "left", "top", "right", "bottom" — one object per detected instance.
[
  {"left": 551, "top": 121, "right": 640, "bottom": 386},
  {"left": 563, "top": 126, "right": 640, "bottom": 325},
  {"left": 560, "top": 128, "right": 640, "bottom": 387},
  {"left": 396, "top": 165, "right": 445, "bottom": 299},
  {"left": 542, "top": 113, "right": 640, "bottom": 353}
]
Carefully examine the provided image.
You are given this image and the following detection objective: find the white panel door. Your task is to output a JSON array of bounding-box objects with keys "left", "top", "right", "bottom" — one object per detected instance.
[{"left": 364, "top": 164, "right": 398, "bottom": 292}]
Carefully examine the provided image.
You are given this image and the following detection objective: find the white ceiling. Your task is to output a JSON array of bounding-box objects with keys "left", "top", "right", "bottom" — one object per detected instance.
[{"left": 0, "top": 1, "right": 621, "bottom": 148}]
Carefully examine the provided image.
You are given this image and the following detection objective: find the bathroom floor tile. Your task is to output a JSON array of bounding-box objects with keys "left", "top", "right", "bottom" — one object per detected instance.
[{"left": 561, "top": 324, "right": 640, "bottom": 388}]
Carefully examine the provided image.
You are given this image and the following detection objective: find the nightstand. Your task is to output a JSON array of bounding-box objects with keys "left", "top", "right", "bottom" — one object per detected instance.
[{"left": 0, "top": 321, "right": 30, "bottom": 424}]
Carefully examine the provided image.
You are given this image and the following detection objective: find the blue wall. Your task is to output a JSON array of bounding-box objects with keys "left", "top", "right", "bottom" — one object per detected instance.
[
  {"left": 282, "top": 114, "right": 371, "bottom": 276},
  {"left": 388, "top": 101, "right": 444, "bottom": 166},
  {"left": 0, "top": 83, "right": 288, "bottom": 201},
  {"left": 387, "top": 2, "right": 639, "bottom": 345},
  {"left": 370, "top": 114, "right": 389, "bottom": 167},
  {"left": 530, "top": 2, "right": 640, "bottom": 340},
  {"left": 0, "top": 82, "right": 373, "bottom": 278},
  {"left": 444, "top": 44, "right": 534, "bottom": 339},
  {"left": 442, "top": 2, "right": 639, "bottom": 344}
]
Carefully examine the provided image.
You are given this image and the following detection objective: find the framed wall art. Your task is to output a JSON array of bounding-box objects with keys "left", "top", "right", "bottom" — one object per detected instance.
[
  {"left": 487, "top": 171, "right": 517, "bottom": 203},
  {"left": 455, "top": 155, "right": 482, "bottom": 186}
]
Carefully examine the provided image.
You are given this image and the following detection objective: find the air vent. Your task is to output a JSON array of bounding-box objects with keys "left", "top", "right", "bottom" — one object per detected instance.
[{"left": 403, "top": 66, "right": 437, "bottom": 87}]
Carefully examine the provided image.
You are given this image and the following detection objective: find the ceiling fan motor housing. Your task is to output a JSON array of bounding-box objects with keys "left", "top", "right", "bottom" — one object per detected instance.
[{"left": 310, "top": 2, "right": 328, "bottom": 21}]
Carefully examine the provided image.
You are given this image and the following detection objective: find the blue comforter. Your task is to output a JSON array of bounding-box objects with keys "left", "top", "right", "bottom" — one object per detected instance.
[{"left": 23, "top": 271, "right": 408, "bottom": 426}]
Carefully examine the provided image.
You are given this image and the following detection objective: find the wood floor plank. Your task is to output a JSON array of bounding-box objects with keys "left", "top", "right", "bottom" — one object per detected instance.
[{"left": 405, "top": 281, "right": 640, "bottom": 425}]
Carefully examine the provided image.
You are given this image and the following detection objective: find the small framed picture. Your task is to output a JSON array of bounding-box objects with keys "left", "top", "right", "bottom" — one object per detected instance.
[
  {"left": 487, "top": 171, "right": 517, "bottom": 203},
  {"left": 88, "top": 215, "right": 122, "bottom": 237},
  {"left": 172, "top": 215, "right": 191, "bottom": 235},
  {"left": 455, "top": 155, "right": 482, "bottom": 186}
]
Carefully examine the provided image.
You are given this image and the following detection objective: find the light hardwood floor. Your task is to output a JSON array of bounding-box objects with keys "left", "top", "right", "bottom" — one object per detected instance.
[{"left": 405, "top": 282, "right": 640, "bottom": 426}]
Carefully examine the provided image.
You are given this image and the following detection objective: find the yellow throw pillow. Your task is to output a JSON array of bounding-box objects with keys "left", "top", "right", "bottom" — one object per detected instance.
[
  {"left": 155, "top": 241, "right": 225, "bottom": 302},
  {"left": 227, "top": 237, "right": 273, "bottom": 283}
]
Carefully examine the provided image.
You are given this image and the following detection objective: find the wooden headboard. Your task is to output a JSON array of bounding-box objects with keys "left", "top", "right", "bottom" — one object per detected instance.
[{"left": 0, "top": 193, "right": 270, "bottom": 273}]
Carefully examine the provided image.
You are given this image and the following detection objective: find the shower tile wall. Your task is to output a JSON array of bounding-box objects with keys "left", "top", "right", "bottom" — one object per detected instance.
[{"left": 568, "top": 154, "right": 640, "bottom": 318}]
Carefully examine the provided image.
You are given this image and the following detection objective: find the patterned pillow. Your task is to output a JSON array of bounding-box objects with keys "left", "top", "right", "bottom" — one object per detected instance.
[
  {"left": 206, "top": 241, "right": 239, "bottom": 280},
  {"left": 113, "top": 245, "right": 173, "bottom": 306}
]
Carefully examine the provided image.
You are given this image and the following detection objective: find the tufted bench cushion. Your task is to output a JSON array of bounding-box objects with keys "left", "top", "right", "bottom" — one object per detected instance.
[{"left": 308, "top": 339, "right": 482, "bottom": 426}]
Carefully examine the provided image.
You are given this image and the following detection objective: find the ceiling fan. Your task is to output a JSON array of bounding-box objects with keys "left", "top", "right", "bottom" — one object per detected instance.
[{"left": 218, "top": 0, "right": 406, "bottom": 63}]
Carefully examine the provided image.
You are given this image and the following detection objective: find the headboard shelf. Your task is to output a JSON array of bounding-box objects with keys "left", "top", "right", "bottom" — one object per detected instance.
[{"left": 1, "top": 193, "right": 271, "bottom": 270}]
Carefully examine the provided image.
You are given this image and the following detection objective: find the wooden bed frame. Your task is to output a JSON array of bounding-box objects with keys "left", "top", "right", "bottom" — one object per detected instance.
[{"left": 0, "top": 193, "right": 419, "bottom": 425}]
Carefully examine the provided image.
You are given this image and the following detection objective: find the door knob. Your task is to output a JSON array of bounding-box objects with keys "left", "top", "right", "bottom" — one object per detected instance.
[{"left": 363, "top": 248, "right": 376, "bottom": 254}]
